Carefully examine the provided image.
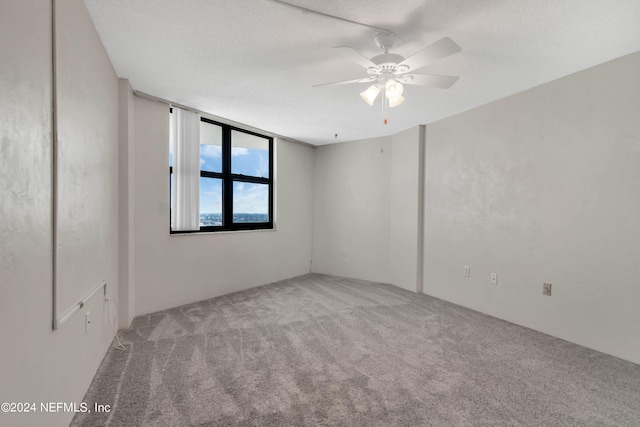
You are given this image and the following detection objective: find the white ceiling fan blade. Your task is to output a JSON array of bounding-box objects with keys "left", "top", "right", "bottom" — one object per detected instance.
[
  {"left": 397, "top": 37, "right": 461, "bottom": 72},
  {"left": 333, "top": 46, "right": 379, "bottom": 70},
  {"left": 313, "top": 77, "right": 376, "bottom": 87},
  {"left": 403, "top": 74, "right": 459, "bottom": 89}
]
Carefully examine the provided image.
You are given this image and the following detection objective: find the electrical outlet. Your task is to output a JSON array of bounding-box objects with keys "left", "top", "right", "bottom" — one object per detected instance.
[
  {"left": 85, "top": 311, "right": 91, "bottom": 333},
  {"left": 464, "top": 266, "right": 470, "bottom": 277},
  {"left": 543, "top": 283, "right": 552, "bottom": 296},
  {"left": 491, "top": 273, "right": 497, "bottom": 285}
]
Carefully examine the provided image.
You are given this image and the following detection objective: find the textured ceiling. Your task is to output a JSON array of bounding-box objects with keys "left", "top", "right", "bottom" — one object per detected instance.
[{"left": 84, "top": 0, "right": 640, "bottom": 145}]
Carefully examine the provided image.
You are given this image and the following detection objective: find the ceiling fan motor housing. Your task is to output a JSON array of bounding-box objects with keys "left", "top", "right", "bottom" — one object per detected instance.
[
  {"left": 372, "top": 53, "right": 405, "bottom": 68},
  {"left": 369, "top": 53, "right": 410, "bottom": 85}
]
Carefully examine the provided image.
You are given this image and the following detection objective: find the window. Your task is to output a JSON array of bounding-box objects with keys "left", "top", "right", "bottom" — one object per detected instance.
[{"left": 170, "top": 111, "right": 273, "bottom": 233}]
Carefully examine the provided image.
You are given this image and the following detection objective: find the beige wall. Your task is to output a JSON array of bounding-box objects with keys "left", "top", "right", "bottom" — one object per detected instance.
[
  {"left": 390, "top": 126, "right": 424, "bottom": 292},
  {"left": 132, "top": 96, "right": 316, "bottom": 316},
  {"left": 55, "top": 0, "right": 120, "bottom": 320},
  {"left": 0, "top": 1, "right": 120, "bottom": 426},
  {"left": 312, "top": 137, "right": 392, "bottom": 282},
  {"left": 424, "top": 52, "right": 640, "bottom": 364},
  {"left": 118, "top": 79, "right": 136, "bottom": 328},
  {"left": 312, "top": 128, "right": 425, "bottom": 292}
]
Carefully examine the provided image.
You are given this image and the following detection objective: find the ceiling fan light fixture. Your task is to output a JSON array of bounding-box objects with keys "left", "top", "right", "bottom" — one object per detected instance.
[
  {"left": 388, "top": 95, "right": 405, "bottom": 108},
  {"left": 360, "top": 85, "right": 380, "bottom": 106},
  {"left": 385, "top": 79, "right": 403, "bottom": 99}
]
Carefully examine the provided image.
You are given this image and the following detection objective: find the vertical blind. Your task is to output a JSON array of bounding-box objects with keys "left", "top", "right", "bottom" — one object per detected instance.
[{"left": 170, "top": 108, "right": 201, "bottom": 231}]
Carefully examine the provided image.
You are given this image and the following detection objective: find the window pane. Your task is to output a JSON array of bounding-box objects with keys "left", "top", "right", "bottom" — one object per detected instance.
[
  {"left": 200, "top": 121, "right": 222, "bottom": 173},
  {"left": 231, "top": 130, "right": 269, "bottom": 178},
  {"left": 233, "top": 181, "right": 269, "bottom": 223},
  {"left": 200, "top": 177, "right": 223, "bottom": 226}
]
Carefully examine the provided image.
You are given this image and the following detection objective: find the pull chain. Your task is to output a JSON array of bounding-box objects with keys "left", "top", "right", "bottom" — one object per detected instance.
[{"left": 382, "top": 90, "right": 388, "bottom": 125}]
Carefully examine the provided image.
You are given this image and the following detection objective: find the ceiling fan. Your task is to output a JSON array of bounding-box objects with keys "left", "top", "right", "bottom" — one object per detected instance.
[{"left": 315, "top": 32, "right": 461, "bottom": 109}]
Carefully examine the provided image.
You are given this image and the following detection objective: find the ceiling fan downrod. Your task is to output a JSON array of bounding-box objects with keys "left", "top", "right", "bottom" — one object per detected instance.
[{"left": 375, "top": 32, "right": 396, "bottom": 54}]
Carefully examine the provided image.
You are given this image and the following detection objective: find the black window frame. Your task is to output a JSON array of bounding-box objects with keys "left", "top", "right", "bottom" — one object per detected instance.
[{"left": 170, "top": 115, "right": 274, "bottom": 234}]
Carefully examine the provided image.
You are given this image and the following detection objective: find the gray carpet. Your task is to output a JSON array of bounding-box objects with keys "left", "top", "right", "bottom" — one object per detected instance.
[{"left": 72, "top": 273, "right": 640, "bottom": 426}]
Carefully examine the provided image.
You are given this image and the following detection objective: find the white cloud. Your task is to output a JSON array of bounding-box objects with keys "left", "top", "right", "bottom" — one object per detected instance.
[
  {"left": 233, "top": 183, "right": 268, "bottom": 213},
  {"left": 200, "top": 144, "right": 221, "bottom": 169},
  {"left": 255, "top": 154, "right": 268, "bottom": 178},
  {"left": 232, "top": 147, "right": 249, "bottom": 157},
  {"left": 201, "top": 144, "right": 221, "bottom": 158}
]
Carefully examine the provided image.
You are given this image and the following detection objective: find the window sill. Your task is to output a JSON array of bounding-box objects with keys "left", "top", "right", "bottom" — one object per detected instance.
[{"left": 170, "top": 227, "right": 277, "bottom": 236}]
